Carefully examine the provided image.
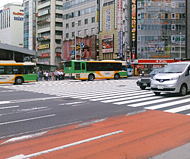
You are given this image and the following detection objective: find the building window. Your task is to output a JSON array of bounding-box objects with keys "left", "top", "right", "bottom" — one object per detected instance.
[
  {"left": 72, "top": 32, "right": 75, "bottom": 37},
  {"left": 78, "top": 30, "right": 81, "bottom": 36},
  {"left": 85, "top": 18, "right": 88, "bottom": 24},
  {"left": 91, "top": 28, "right": 95, "bottom": 34},
  {"left": 66, "top": 33, "right": 69, "bottom": 38},
  {"left": 72, "top": 22, "right": 75, "bottom": 27},
  {"left": 172, "top": 13, "right": 175, "bottom": 19},
  {"left": 78, "top": 20, "right": 81, "bottom": 26},
  {"left": 66, "top": 23, "right": 69, "bottom": 29},
  {"left": 171, "top": 24, "right": 176, "bottom": 30},
  {"left": 91, "top": 17, "right": 95, "bottom": 23},
  {"left": 85, "top": 29, "right": 88, "bottom": 35}
]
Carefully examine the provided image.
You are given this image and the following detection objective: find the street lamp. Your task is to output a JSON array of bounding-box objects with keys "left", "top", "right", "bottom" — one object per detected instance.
[
  {"left": 180, "top": 32, "right": 182, "bottom": 59},
  {"left": 75, "top": 21, "right": 78, "bottom": 60}
]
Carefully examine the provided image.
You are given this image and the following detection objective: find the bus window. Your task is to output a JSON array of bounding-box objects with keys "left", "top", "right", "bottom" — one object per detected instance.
[
  {"left": 13, "top": 66, "right": 24, "bottom": 74},
  {"left": 75, "top": 62, "right": 81, "bottom": 70},
  {"left": 0, "top": 66, "right": 5, "bottom": 74},
  {"left": 65, "top": 61, "right": 72, "bottom": 67},
  {"left": 5, "top": 66, "right": 13, "bottom": 74},
  {"left": 82, "top": 63, "right": 85, "bottom": 70},
  {"left": 25, "top": 66, "right": 36, "bottom": 74}
]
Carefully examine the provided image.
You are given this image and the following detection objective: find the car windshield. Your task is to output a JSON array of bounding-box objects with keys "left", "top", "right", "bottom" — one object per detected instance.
[
  {"left": 159, "top": 63, "right": 188, "bottom": 73},
  {"left": 150, "top": 69, "right": 161, "bottom": 75}
]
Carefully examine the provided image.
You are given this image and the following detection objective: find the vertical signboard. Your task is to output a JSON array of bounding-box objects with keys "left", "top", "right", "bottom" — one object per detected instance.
[
  {"left": 117, "top": 0, "right": 123, "bottom": 58},
  {"left": 106, "top": 9, "right": 111, "bottom": 31},
  {"left": 131, "top": 0, "right": 137, "bottom": 59}
]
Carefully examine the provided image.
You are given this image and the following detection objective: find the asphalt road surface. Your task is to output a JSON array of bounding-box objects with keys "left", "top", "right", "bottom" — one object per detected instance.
[{"left": 1, "top": 79, "right": 190, "bottom": 159}]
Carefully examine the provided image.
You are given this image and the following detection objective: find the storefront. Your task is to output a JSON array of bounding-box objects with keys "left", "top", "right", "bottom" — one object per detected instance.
[{"left": 131, "top": 59, "right": 176, "bottom": 76}]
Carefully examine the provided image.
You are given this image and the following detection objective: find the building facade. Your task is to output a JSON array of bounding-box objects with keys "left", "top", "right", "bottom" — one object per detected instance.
[
  {"left": 36, "top": 0, "right": 63, "bottom": 66},
  {"left": 23, "top": 0, "right": 36, "bottom": 51},
  {"left": 0, "top": 3, "right": 24, "bottom": 47},
  {"left": 186, "top": 0, "right": 190, "bottom": 59},
  {"left": 136, "top": 0, "right": 186, "bottom": 60},
  {"left": 62, "top": 0, "right": 99, "bottom": 60}
]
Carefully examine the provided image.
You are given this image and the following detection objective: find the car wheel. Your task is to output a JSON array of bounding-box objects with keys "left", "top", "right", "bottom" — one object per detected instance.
[
  {"left": 114, "top": 74, "right": 120, "bottom": 80},
  {"left": 154, "top": 92, "right": 161, "bottom": 96},
  {"left": 140, "top": 86, "right": 146, "bottom": 90},
  {"left": 179, "top": 84, "right": 187, "bottom": 96},
  {"left": 88, "top": 74, "right": 94, "bottom": 81},
  {"left": 15, "top": 77, "right": 23, "bottom": 85}
]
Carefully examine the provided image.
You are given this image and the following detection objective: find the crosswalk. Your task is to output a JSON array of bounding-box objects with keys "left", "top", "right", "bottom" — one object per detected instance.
[{"left": 1, "top": 79, "right": 190, "bottom": 115}]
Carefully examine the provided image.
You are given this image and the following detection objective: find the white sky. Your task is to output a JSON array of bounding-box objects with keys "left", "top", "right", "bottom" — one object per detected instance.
[{"left": 0, "top": 0, "right": 23, "bottom": 8}]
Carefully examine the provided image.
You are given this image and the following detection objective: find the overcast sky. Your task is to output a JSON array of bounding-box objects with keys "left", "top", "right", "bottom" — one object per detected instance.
[{"left": 0, "top": 0, "right": 23, "bottom": 8}]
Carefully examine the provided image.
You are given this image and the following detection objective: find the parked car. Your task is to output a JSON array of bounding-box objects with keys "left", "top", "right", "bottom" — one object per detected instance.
[
  {"left": 137, "top": 68, "right": 161, "bottom": 90},
  {"left": 151, "top": 62, "right": 190, "bottom": 96}
]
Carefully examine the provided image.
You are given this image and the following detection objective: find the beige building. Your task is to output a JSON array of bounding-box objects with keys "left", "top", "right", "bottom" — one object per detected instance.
[{"left": 99, "top": 3, "right": 118, "bottom": 60}]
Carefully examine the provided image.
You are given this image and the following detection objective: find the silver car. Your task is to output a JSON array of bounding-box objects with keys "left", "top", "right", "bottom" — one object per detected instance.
[{"left": 151, "top": 62, "right": 190, "bottom": 96}]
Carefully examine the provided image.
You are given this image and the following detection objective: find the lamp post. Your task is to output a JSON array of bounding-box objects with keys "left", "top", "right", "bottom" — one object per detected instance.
[
  {"left": 180, "top": 32, "right": 182, "bottom": 59},
  {"left": 75, "top": 22, "right": 78, "bottom": 60}
]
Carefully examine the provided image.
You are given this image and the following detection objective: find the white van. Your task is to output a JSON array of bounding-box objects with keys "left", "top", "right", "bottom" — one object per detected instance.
[{"left": 151, "top": 62, "right": 190, "bottom": 96}]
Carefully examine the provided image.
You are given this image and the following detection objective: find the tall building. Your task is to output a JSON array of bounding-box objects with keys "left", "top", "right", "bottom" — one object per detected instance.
[
  {"left": 0, "top": 3, "right": 24, "bottom": 47},
  {"left": 136, "top": 0, "right": 186, "bottom": 59},
  {"left": 23, "top": 0, "right": 36, "bottom": 51},
  {"left": 36, "top": 0, "right": 63, "bottom": 66},
  {"left": 62, "top": 0, "right": 99, "bottom": 60},
  {"left": 98, "top": 0, "right": 130, "bottom": 60},
  {"left": 186, "top": 0, "right": 190, "bottom": 59}
]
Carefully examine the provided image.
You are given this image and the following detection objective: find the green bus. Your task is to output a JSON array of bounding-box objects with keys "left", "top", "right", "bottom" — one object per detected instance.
[
  {"left": 64, "top": 60, "right": 128, "bottom": 81},
  {"left": 0, "top": 61, "right": 37, "bottom": 84}
]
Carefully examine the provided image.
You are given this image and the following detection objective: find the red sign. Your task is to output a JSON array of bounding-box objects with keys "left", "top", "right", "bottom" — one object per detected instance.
[
  {"left": 56, "top": 53, "right": 61, "bottom": 57},
  {"left": 138, "top": 59, "right": 175, "bottom": 64},
  {"left": 136, "top": 65, "right": 144, "bottom": 69},
  {"left": 41, "top": 53, "right": 49, "bottom": 57},
  {"left": 13, "top": 12, "right": 24, "bottom": 16}
]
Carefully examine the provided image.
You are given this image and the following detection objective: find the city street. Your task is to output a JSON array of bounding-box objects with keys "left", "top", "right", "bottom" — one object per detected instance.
[{"left": 1, "top": 78, "right": 190, "bottom": 158}]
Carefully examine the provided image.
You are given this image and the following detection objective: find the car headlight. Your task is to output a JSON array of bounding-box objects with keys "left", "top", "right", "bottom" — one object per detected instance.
[
  {"left": 152, "top": 77, "right": 156, "bottom": 81},
  {"left": 170, "top": 76, "right": 179, "bottom": 80}
]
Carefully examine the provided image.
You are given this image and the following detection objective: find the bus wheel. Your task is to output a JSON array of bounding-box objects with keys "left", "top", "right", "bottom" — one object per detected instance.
[
  {"left": 15, "top": 77, "right": 23, "bottom": 85},
  {"left": 88, "top": 74, "right": 94, "bottom": 81},
  {"left": 114, "top": 74, "right": 120, "bottom": 80}
]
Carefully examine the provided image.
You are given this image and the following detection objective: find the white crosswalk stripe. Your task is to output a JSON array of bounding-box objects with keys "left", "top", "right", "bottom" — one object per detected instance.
[{"left": 1, "top": 79, "right": 190, "bottom": 115}]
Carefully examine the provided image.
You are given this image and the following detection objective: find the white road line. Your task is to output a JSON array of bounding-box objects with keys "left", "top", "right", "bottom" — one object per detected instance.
[
  {"left": 0, "top": 97, "right": 60, "bottom": 105},
  {"left": 81, "top": 90, "right": 143, "bottom": 100},
  {"left": 91, "top": 91, "right": 151, "bottom": 101},
  {"left": 0, "top": 101, "right": 11, "bottom": 104},
  {"left": 7, "top": 130, "right": 124, "bottom": 159},
  {"left": 0, "top": 105, "right": 19, "bottom": 110},
  {"left": 0, "top": 114, "right": 55, "bottom": 126},
  {"left": 1, "top": 131, "right": 48, "bottom": 145},
  {"left": 145, "top": 97, "right": 190, "bottom": 110},
  {"left": 102, "top": 93, "right": 154, "bottom": 103},
  {"left": 164, "top": 104, "right": 190, "bottom": 113},
  {"left": 67, "top": 89, "right": 131, "bottom": 98},
  {"left": 128, "top": 97, "right": 183, "bottom": 107},
  {"left": 114, "top": 96, "right": 161, "bottom": 105}
]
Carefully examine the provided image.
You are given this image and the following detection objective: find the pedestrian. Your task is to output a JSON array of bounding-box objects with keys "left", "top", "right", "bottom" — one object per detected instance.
[
  {"left": 37, "top": 70, "right": 40, "bottom": 81},
  {"left": 54, "top": 70, "right": 58, "bottom": 80},
  {"left": 48, "top": 71, "right": 52, "bottom": 81}
]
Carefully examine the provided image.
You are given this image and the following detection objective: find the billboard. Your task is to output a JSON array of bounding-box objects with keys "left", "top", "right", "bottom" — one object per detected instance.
[
  {"left": 131, "top": 0, "right": 137, "bottom": 59},
  {"left": 102, "top": 35, "right": 114, "bottom": 53}
]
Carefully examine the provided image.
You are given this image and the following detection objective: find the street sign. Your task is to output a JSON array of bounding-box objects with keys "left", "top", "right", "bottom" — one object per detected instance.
[
  {"left": 80, "top": 43, "right": 84, "bottom": 48},
  {"left": 71, "top": 50, "right": 75, "bottom": 55}
]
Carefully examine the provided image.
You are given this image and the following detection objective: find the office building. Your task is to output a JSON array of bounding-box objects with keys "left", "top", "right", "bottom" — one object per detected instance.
[
  {"left": 23, "top": 0, "right": 36, "bottom": 51},
  {"left": 36, "top": 0, "right": 63, "bottom": 66},
  {"left": 0, "top": 3, "right": 24, "bottom": 47},
  {"left": 136, "top": 0, "right": 186, "bottom": 59}
]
